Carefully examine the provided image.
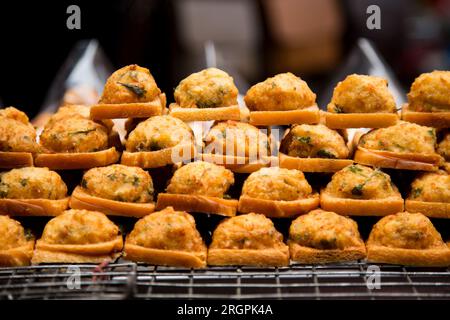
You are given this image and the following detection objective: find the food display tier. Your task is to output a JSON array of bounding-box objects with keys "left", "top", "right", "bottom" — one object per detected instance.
[{"left": 1, "top": 261, "right": 449, "bottom": 300}]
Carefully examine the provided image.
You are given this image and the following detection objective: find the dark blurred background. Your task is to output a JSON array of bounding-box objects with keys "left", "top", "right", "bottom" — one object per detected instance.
[{"left": 0, "top": 0, "right": 449, "bottom": 118}]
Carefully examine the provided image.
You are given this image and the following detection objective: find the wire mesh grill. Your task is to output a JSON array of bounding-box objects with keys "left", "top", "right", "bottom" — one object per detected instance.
[{"left": 1, "top": 261, "right": 449, "bottom": 300}]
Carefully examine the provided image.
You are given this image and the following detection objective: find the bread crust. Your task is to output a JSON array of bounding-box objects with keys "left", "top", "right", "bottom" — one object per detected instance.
[
  {"left": 35, "top": 147, "right": 120, "bottom": 170},
  {"left": 0, "top": 198, "right": 69, "bottom": 216},
  {"left": 121, "top": 143, "right": 196, "bottom": 168},
  {"left": 248, "top": 105, "right": 320, "bottom": 126},
  {"left": 124, "top": 243, "right": 207, "bottom": 268},
  {"left": 90, "top": 93, "right": 166, "bottom": 119},
  {"left": 207, "top": 247, "right": 289, "bottom": 267},
  {"left": 0, "top": 240, "right": 34, "bottom": 266},
  {"left": 279, "top": 152, "right": 353, "bottom": 172},
  {"left": 168, "top": 103, "right": 241, "bottom": 121},
  {"left": 238, "top": 194, "right": 319, "bottom": 218},
  {"left": 156, "top": 193, "right": 238, "bottom": 216},
  {"left": 0, "top": 151, "right": 34, "bottom": 169},
  {"left": 325, "top": 111, "right": 399, "bottom": 129},
  {"left": 401, "top": 103, "right": 450, "bottom": 128},
  {"left": 31, "top": 236, "right": 123, "bottom": 264},
  {"left": 366, "top": 244, "right": 450, "bottom": 267},
  {"left": 69, "top": 186, "right": 155, "bottom": 218},
  {"left": 200, "top": 153, "right": 276, "bottom": 173},
  {"left": 354, "top": 147, "right": 440, "bottom": 171},
  {"left": 405, "top": 200, "right": 450, "bottom": 219},
  {"left": 289, "top": 242, "right": 366, "bottom": 264},
  {"left": 320, "top": 191, "right": 404, "bottom": 216}
]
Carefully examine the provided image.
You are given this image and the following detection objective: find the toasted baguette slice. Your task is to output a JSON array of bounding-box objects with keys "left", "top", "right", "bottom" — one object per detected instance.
[
  {"left": 121, "top": 143, "right": 196, "bottom": 168},
  {"left": 238, "top": 194, "right": 319, "bottom": 218},
  {"left": 325, "top": 111, "right": 399, "bottom": 129},
  {"left": 31, "top": 236, "right": 123, "bottom": 264},
  {"left": 124, "top": 243, "right": 206, "bottom": 268},
  {"left": 0, "top": 240, "right": 35, "bottom": 267},
  {"left": 279, "top": 153, "right": 353, "bottom": 172},
  {"left": 35, "top": 147, "right": 119, "bottom": 170},
  {"left": 169, "top": 103, "right": 241, "bottom": 121},
  {"left": 69, "top": 186, "right": 155, "bottom": 218},
  {"left": 405, "top": 200, "right": 450, "bottom": 219},
  {"left": 200, "top": 153, "right": 276, "bottom": 173},
  {"left": 401, "top": 103, "right": 450, "bottom": 128},
  {"left": 289, "top": 242, "right": 366, "bottom": 264},
  {"left": 367, "top": 244, "right": 450, "bottom": 267},
  {"left": 156, "top": 193, "right": 238, "bottom": 217},
  {"left": 354, "top": 146, "right": 441, "bottom": 171},
  {"left": 0, "top": 151, "right": 34, "bottom": 169},
  {"left": 207, "top": 247, "right": 289, "bottom": 267},
  {"left": 90, "top": 93, "right": 166, "bottom": 119},
  {"left": 320, "top": 191, "right": 404, "bottom": 216},
  {"left": 0, "top": 198, "right": 69, "bottom": 216},
  {"left": 248, "top": 105, "right": 320, "bottom": 126}
]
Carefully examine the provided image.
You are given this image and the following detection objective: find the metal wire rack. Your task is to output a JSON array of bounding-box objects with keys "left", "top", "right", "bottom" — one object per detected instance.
[{"left": 1, "top": 261, "right": 449, "bottom": 300}]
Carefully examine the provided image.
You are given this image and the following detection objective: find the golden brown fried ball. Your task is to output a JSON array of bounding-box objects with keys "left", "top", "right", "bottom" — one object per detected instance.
[
  {"left": 280, "top": 124, "right": 349, "bottom": 159},
  {"left": 166, "top": 161, "right": 234, "bottom": 198},
  {"left": 437, "top": 132, "right": 450, "bottom": 161},
  {"left": 0, "top": 107, "right": 40, "bottom": 153},
  {"left": 242, "top": 167, "right": 312, "bottom": 201},
  {"left": 99, "top": 64, "right": 161, "bottom": 104},
  {"left": 174, "top": 68, "right": 238, "bottom": 108},
  {"left": 324, "top": 164, "right": 398, "bottom": 200},
  {"left": 0, "top": 167, "right": 67, "bottom": 200},
  {"left": 126, "top": 207, "right": 205, "bottom": 251},
  {"left": 125, "top": 115, "right": 194, "bottom": 152},
  {"left": 407, "top": 70, "right": 450, "bottom": 112},
  {"left": 210, "top": 213, "right": 285, "bottom": 250},
  {"left": 0, "top": 216, "right": 31, "bottom": 250},
  {"left": 327, "top": 74, "right": 396, "bottom": 113},
  {"left": 45, "top": 105, "right": 91, "bottom": 128},
  {"left": 81, "top": 164, "right": 153, "bottom": 203},
  {"left": 289, "top": 209, "right": 363, "bottom": 250},
  {"left": 0, "top": 107, "right": 30, "bottom": 124},
  {"left": 40, "top": 118, "right": 109, "bottom": 153},
  {"left": 244, "top": 72, "right": 316, "bottom": 111},
  {"left": 359, "top": 121, "right": 436, "bottom": 154},
  {"left": 409, "top": 170, "right": 450, "bottom": 203},
  {"left": 41, "top": 209, "right": 119, "bottom": 245},
  {"left": 61, "top": 84, "right": 99, "bottom": 106},
  {"left": 204, "top": 121, "right": 269, "bottom": 158},
  {"left": 368, "top": 212, "right": 444, "bottom": 249}
]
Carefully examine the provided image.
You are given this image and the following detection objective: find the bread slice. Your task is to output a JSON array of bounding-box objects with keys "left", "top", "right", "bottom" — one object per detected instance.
[
  {"left": 354, "top": 146, "right": 441, "bottom": 171},
  {"left": 248, "top": 105, "right": 320, "bottom": 126},
  {"left": 0, "top": 240, "right": 35, "bottom": 266},
  {"left": 156, "top": 193, "right": 238, "bottom": 217},
  {"left": 320, "top": 190, "right": 404, "bottom": 216},
  {"left": 325, "top": 111, "right": 399, "bottom": 129},
  {"left": 366, "top": 244, "right": 450, "bottom": 267},
  {"left": 124, "top": 243, "right": 207, "bottom": 268},
  {"left": 200, "top": 153, "right": 276, "bottom": 173},
  {"left": 0, "top": 151, "right": 34, "bottom": 169},
  {"left": 207, "top": 247, "right": 289, "bottom": 267},
  {"left": 401, "top": 103, "right": 450, "bottom": 128},
  {"left": 168, "top": 103, "right": 241, "bottom": 122},
  {"left": 31, "top": 236, "right": 123, "bottom": 264},
  {"left": 35, "top": 147, "right": 120, "bottom": 170},
  {"left": 238, "top": 194, "right": 319, "bottom": 218},
  {"left": 405, "top": 199, "right": 450, "bottom": 219},
  {"left": 121, "top": 143, "right": 196, "bottom": 168},
  {"left": 69, "top": 186, "right": 155, "bottom": 218},
  {"left": 90, "top": 93, "right": 166, "bottom": 119},
  {"left": 0, "top": 198, "right": 69, "bottom": 216},
  {"left": 289, "top": 242, "right": 366, "bottom": 264},
  {"left": 279, "top": 152, "right": 353, "bottom": 172}
]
